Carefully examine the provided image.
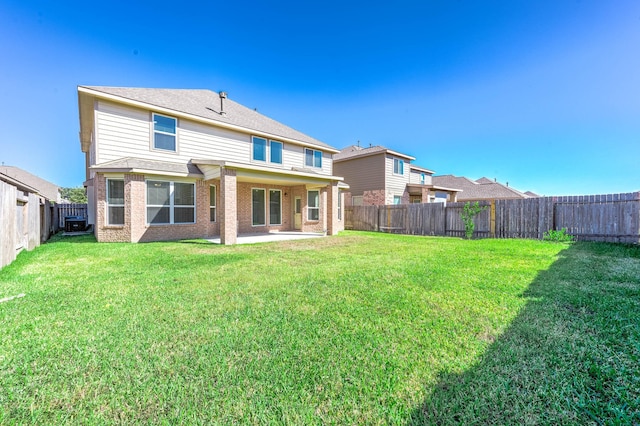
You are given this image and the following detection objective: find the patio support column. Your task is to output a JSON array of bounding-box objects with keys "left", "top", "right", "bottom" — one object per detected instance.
[
  {"left": 421, "top": 187, "right": 430, "bottom": 203},
  {"left": 220, "top": 167, "right": 237, "bottom": 245},
  {"left": 326, "top": 181, "right": 339, "bottom": 236}
]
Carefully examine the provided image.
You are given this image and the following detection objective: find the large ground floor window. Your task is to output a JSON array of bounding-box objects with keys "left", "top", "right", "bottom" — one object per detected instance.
[
  {"left": 106, "top": 179, "right": 124, "bottom": 225},
  {"left": 269, "top": 189, "right": 281, "bottom": 225},
  {"left": 252, "top": 188, "right": 266, "bottom": 226},
  {"left": 308, "top": 190, "right": 320, "bottom": 221},
  {"left": 146, "top": 180, "right": 195, "bottom": 224},
  {"left": 253, "top": 188, "right": 283, "bottom": 226}
]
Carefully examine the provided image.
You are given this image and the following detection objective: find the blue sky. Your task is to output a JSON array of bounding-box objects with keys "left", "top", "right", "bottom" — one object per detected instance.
[{"left": 0, "top": 1, "right": 638, "bottom": 195}]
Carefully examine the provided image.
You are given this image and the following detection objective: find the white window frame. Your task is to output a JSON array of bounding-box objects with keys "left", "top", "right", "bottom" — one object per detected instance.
[
  {"left": 307, "top": 190, "right": 320, "bottom": 221},
  {"left": 152, "top": 113, "right": 177, "bottom": 152},
  {"left": 393, "top": 158, "right": 404, "bottom": 175},
  {"left": 393, "top": 195, "right": 402, "bottom": 205},
  {"left": 145, "top": 180, "right": 196, "bottom": 225},
  {"left": 269, "top": 189, "right": 282, "bottom": 225},
  {"left": 252, "top": 188, "right": 266, "bottom": 227},
  {"left": 305, "top": 148, "right": 322, "bottom": 168},
  {"left": 106, "top": 179, "right": 125, "bottom": 226},
  {"left": 209, "top": 185, "right": 216, "bottom": 222},
  {"left": 420, "top": 173, "right": 426, "bottom": 184}
]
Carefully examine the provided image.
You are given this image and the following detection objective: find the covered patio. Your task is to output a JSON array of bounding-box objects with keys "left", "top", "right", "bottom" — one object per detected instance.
[{"left": 207, "top": 230, "right": 326, "bottom": 245}]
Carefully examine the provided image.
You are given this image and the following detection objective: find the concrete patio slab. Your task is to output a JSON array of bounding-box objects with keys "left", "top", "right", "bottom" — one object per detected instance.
[{"left": 207, "top": 231, "right": 326, "bottom": 245}]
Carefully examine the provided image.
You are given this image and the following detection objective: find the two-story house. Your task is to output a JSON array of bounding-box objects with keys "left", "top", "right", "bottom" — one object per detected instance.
[
  {"left": 78, "top": 86, "right": 346, "bottom": 244},
  {"left": 333, "top": 145, "right": 459, "bottom": 206}
]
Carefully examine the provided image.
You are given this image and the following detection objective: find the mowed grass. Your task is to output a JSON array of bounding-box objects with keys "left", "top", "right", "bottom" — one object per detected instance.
[{"left": 0, "top": 231, "right": 638, "bottom": 424}]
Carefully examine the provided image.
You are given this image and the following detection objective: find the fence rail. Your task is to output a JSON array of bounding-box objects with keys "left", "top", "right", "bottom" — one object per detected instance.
[{"left": 345, "top": 192, "right": 640, "bottom": 244}]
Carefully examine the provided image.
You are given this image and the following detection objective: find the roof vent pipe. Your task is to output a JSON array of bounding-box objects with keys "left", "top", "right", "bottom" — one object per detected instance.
[{"left": 219, "top": 91, "right": 227, "bottom": 116}]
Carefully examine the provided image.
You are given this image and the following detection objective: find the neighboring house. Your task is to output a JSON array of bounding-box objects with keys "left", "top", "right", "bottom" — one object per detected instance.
[
  {"left": 432, "top": 175, "right": 538, "bottom": 202},
  {"left": 0, "top": 165, "right": 61, "bottom": 203},
  {"left": 77, "top": 86, "right": 347, "bottom": 244},
  {"left": 333, "top": 145, "right": 460, "bottom": 206}
]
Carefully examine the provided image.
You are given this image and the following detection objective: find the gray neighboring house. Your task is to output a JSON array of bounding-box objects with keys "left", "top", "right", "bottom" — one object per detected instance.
[
  {"left": 0, "top": 166, "right": 61, "bottom": 203},
  {"left": 432, "top": 175, "right": 538, "bottom": 202},
  {"left": 333, "top": 145, "right": 460, "bottom": 206}
]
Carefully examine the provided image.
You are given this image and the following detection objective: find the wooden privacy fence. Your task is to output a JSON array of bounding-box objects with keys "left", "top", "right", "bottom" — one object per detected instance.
[
  {"left": 57, "top": 203, "right": 88, "bottom": 228},
  {"left": 345, "top": 192, "right": 640, "bottom": 243}
]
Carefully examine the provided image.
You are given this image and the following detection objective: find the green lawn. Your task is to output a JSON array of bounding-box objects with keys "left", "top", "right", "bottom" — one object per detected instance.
[{"left": 0, "top": 231, "right": 638, "bottom": 424}]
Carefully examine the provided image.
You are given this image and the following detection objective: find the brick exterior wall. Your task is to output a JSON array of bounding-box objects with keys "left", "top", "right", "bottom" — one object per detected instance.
[
  {"left": 363, "top": 189, "right": 387, "bottom": 206},
  {"left": 236, "top": 182, "right": 293, "bottom": 234},
  {"left": 94, "top": 172, "right": 340, "bottom": 243}
]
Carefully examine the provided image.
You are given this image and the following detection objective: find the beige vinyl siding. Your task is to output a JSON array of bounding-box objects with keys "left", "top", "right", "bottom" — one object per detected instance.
[
  {"left": 385, "top": 155, "right": 408, "bottom": 202},
  {"left": 282, "top": 143, "right": 302, "bottom": 170},
  {"left": 283, "top": 145, "right": 333, "bottom": 176},
  {"left": 96, "top": 101, "right": 150, "bottom": 164},
  {"left": 179, "top": 120, "right": 248, "bottom": 162},
  {"left": 409, "top": 170, "right": 433, "bottom": 185},
  {"left": 333, "top": 154, "right": 385, "bottom": 196},
  {"left": 95, "top": 100, "right": 334, "bottom": 175}
]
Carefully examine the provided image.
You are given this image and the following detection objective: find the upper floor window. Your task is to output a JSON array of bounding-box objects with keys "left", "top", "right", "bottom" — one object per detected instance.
[
  {"left": 420, "top": 173, "right": 426, "bottom": 184},
  {"left": 252, "top": 137, "right": 283, "bottom": 165},
  {"left": 393, "top": 158, "right": 404, "bottom": 175},
  {"left": 270, "top": 141, "right": 283, "bottom": 164},
  {"left": 253, "top": 137, "right": 267, "bottom": 161},
  {"left": 153, "top": 113, "right": 177, "bottom": 152},
  {"left": 305, "top": 148, "right": 322, "bottom": 168}
]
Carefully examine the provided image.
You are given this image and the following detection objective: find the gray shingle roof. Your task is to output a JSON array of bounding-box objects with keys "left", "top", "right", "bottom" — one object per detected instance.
[
  {"left": 90, "top": 158, "right": 203, "bottom": 177},
  {"left": 334, "top": 144, "right": 415, "bottom": 161},
  {"left": 0, "top": 166, "right": 60, "bottom": 201},
  {"left": 80, "top": 86, "right": 335, "bottom": 150},
  {"left": 433, "top": 175, "right": 534, "bottom": 201}
]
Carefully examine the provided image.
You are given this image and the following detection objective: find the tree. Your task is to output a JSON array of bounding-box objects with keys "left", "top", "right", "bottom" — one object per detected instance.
[
  {"left": 460, "top": 201, "right": 487, "bottom": 239},
  {"left": 60, "top": 186, "right": 87, "bottom": 203}
]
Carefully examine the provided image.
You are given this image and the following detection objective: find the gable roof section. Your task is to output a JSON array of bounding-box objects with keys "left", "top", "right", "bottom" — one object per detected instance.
[
  {"left": 78, "top": 86, "right": 336, "bottom": 152},
  {"left": 334, "top": 145, "right": 415, "bottom": 162},
  {"left": 432, "top": 175, "right": 533, "bottom": 201},
  {"left": 0, "top": 166, "right": 60, "bottom": 201},
  {"left": 475, "top": 177, "right": 494, "bottom": 184},
  {"left": 409, "top": 164, "right": 435, "bottom": 174}
]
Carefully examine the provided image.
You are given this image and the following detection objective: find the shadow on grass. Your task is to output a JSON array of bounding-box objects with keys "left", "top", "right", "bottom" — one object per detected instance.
[{"left": 410, "top": 242, "right": 640, "bottom": 425}]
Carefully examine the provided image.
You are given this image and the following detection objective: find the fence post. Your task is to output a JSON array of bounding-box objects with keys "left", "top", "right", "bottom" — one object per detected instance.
[{"left": 490, "top": 200, "right": 496, "bottom": 238}]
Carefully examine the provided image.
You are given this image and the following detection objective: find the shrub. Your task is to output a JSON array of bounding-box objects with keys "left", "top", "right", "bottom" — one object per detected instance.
[
  {"left": 543, "top": 228, "right": 575, "bottom": 243},
  {"left": 460, "top": 202, "right": 488, "bottom": 239}
]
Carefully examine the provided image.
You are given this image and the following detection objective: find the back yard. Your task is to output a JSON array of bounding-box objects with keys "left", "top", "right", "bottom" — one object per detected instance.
[{"left": 0, "top": 232, "right": 638, "bottom": 424}]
